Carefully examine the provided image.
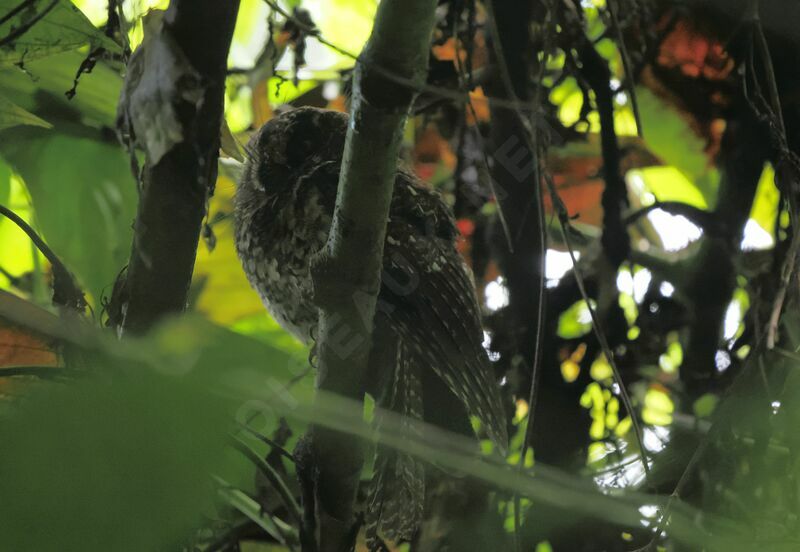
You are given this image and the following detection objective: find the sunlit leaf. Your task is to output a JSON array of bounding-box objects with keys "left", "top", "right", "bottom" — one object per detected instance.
[
  {"left": 635, "top": 86, "right": 720, "bottom": 204},
  {"left": 628, "top": 166, "right": 709, "bottom": 209},
  {"left": 266, "top": 76, "right": 317, "bottom": 106},
  {"left": 0, "top": 0, "right": 120, "bottom": 68},
  {"left": 560, "top": 358, "right": 581, "bottom": 383},
  {"left": 0, "top": 156, "right": 10, "bottom": 207},
  {"left": 557, "top": 299, "right": 593, "bottom": 339},
  {"left": 193, "top": 176, "right": 269, "bottom": 326},
  {"left": 302, "top": 0, "right": 376, "bottom": 66},
  {"left": 590, "top": 354, "right": 613, "bottom": 382},
  {"left": 0, "top": 166, "right": 47, "bottom": 299},
  {"left": 69, "top": 0, "right": 108, "bottom": 25},
  {"left": 642, "top": 387, "right": 674, "bottom": 426},
  {"left": 748, "top": 164, "right": 779, "bottom": 239},
  {"left": 229, "top": 0, "right": 271, "bottom": 69},
  {"left": 121, "top": 0, "right": 170, "bottom": 50}
]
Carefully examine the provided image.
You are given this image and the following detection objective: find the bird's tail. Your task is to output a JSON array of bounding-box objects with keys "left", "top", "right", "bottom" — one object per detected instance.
[{"left": 365, "top": 339, "right": 425, "bottom": 551}]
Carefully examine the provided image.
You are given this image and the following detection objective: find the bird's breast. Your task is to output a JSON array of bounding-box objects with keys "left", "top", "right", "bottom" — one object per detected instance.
[{"left": 235, "top": 187, "right": 332, "bottom": 344}]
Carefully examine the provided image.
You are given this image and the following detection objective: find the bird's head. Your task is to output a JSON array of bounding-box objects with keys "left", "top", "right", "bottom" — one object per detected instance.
[{"left": 241, "top": 106, "right": 348, "bottom": 196}]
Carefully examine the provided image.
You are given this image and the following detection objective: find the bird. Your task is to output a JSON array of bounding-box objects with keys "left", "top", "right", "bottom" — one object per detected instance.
[{"left": 234, "top": 106, "right": 508, "bottom": 548}]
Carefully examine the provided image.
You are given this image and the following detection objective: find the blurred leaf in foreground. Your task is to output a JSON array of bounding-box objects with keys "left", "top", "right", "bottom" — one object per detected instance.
[{"left": 0, "top": 371, "right": 229, "bottom": 551}]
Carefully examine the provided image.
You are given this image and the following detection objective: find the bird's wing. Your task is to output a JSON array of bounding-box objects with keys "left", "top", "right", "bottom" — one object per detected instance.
[
  {"left": 379, "top": 173, "right": 509, "bottom": 451},
  {"left": 293, "top": 164, "right": 508, "bottom": 450}
]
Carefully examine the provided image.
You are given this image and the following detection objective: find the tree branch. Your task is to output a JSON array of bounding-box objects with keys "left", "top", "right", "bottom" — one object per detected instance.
[
  {"left": 302, "top": 1, "right": 437, "bottom": 550},
  {"left": 113, "top": 0, "right": 240, "bottom": 334},
  {"left": 624, "top": 201, "right": 721, "bottom": 236},
  {"left": 576, "top": 37, "right": 630, "bottom": 267}
]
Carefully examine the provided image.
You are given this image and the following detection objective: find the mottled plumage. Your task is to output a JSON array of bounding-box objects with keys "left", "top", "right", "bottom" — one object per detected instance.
[{"left": 234, "top": 107, "right": 507, "bottom": 547}]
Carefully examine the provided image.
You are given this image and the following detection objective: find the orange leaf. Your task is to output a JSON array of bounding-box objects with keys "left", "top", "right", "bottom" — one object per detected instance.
[
  {"left": 251, "top": 80, "right": 273, "bottom": 128},
  {"left": 466, "top": 87, "right": 490, "bottom": 125},
  {"left": 0, "top": 325, "right": 57, "bottom": 369},
  {"left": 0, "top": 321, "right": 59, "bottom": 396},
  {"left": 432, "top": 37, "right": 457, "bottom": 61}
]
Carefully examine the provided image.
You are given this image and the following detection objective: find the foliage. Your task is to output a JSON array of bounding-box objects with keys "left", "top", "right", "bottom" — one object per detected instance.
[{"left": 0, "top": 0, "right": 798, "bottom": 551}]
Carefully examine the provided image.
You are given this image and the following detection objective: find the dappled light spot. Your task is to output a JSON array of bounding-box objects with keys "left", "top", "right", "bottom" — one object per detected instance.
[
  {"left": 647, "top": 209, "right": 703, "bottom": 252},
  {"left": 484, "top": 277, "right": 509, "bottom": 311}
]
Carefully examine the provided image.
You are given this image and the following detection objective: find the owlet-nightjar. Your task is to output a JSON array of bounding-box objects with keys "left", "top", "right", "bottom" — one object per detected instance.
[{"left": 234, "top": 107, "right": 507, "bottom": 547}]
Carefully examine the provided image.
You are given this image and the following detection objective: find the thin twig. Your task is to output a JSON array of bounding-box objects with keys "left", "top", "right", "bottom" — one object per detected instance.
[
  {"left": 606, "top": 0, "right": 644, "bottom": 138},
  {"left": 229, "top": 434, "right": 303, "bottom": 525},
  {"left": 0, "top": 203, "right": 85, "bottom": 310},
  {"left": 0, "top": 0, "right": 36, "bottom": 26},
  {"left": 0, "top": 0, "right": 58, "bottom": 49},
  {"left": 260, "top": 0, "right": 538, "bottom": 113},
  {"left": 768, "top": 222, "right": 800, "bottom": 349},
  {"left": 481, "top": 2, "right": 548, "bottom": 548},
  {"left": 624, "top": 201, "right": 720, "bottom": 235},
  {"left": 238, "top": 422, "right": 296, "bottom": 462},
  {"left": 643, "top": 327, "right": 772, "bottom": 549},
  {"left": 0, "top": 365, "right": 71, "bottom": 379},
  {"left": 552, "top": 183, "right": 651, "bottom": 482},
  {"left": 450, "top": 16, "right": 514, "bottom": 252},
  {"left": 750, "top": 1, "right": 785, "bottom": 136}
]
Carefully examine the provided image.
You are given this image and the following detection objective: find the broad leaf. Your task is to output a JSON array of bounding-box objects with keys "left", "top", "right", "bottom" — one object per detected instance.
[
  {"left": 0, "top": 0, "right": 119, "bottom": 67},
  {"left": 636, "top": 86, "right": 720, "bottom": 205},
  {"left": 0, "top": 155, "right": 9, "bottom": 206},
  {"left": 0, "top": 94, "right": 51, "bottom": 130},
  {"left": 0, "top": 371, "right": 230, "bottom": 552},
  {"left": 0, "top": 49, "right": 122, "bottom": 128},
  {"left": 0, "top": 129, "right": 136, "bottom": 304}
]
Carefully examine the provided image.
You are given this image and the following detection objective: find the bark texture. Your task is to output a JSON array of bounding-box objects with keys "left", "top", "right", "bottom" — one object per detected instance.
[
  {"left": 301, "top": 1, "right": 437, "bottom": 550},
  {"left": 114, "top": 0, "right": 240, "bottom": 334}
]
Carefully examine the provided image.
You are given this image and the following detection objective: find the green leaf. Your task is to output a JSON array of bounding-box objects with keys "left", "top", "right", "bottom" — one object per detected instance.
[
  {"left": 0, "top": 371, "right": 230, "bottom": 552},
  {"left": 635, "top": 86, "right": 720, "bottom": 205},
  {"left": 557, "top": 299, "right": 593, "bottom": 339},
  {"left": 152, "top": 316, "right": 314, "bottom": 407},
  {"left": 214, "top": 477, "right": 289, "bottom": 545},
  {"left": 693, "top": 393, "right": 719, "bottom": 418},
  {"left": 0, "top": 302, "right": 747, "bottom": 551},
  {"left": 629, "top": 166, "right": 709, "bottom": 210},
  {"left": 0, "top": 155, "right": 10, "bottom": 206},
  {"left": 749, "top": 164, "right": 779, "bottom": 236},
  {"left": 0, "top": 129, "right": 136, "bottom": 303},
  {"left": 0, "top": 0, "right": 120, "bottom": 68},
  {"left": 306, "top": 0, "right": 375, "bottom": 66},
  {"left": 0, "top": 49, "right": 122, "bottom": 128},
  {"left": 0, "top": 305, "right": 307, "bottom": 550},
  {"left": 0, "top": 94, "right": 52, "bottom": 130}
]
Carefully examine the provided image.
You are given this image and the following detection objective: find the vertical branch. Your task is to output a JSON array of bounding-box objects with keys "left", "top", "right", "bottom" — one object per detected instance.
[
  {"left": 681, "top": 107, "right": 770, "bottom": 396},
  {"left": 483, "top": 3, "right": 548, "bottom": 546},
  {"left": 304, "top": 1, "right": 437, "bottom": 550},
  {"left": 114, "top": 0, "right": 240, "bottom": 334},
  {"left": 483, "top": 0, "right": 544, "bottom": 412},
  {"left": 576, "top": 39, "right": 630, "bottom": 268},
  {"left": 484, "top": 0, "right": 540, "bottom": 345}
]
